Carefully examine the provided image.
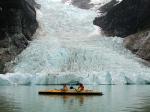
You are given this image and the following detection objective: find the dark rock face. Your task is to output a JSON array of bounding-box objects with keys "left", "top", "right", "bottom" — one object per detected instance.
[
  {"left": 99, "top": 0, "right": 119, "bottom": 13},
  {"left": 93, "top": 0, "right": 150, "bottom": 37},
  {"left": 124, "top": 30, "right": 150, "bottom": 61},
  {"left": 71, "top": 0, "right": 94, "bottom": 9},
  {"left": 0, "top": 0, "right": 38, "bottom": 73}
]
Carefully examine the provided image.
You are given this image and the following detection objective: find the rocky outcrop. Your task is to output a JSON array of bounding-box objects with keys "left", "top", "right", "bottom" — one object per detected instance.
[
  {"left": 71, "top": 0, "right": 94, "bottom": 9},
  {"left": 93, "top": 0, "right": 150, "bottom": 62},
  {"left": 93, "top": 0, "right": 150, "bottom": 37},
  {"left": 0, "top": 0, "right": 38, "bottom": 73},
  {"left": 124, "top": 30, "right": 150, "bottom": 61},
  {"left": 99, "top": 0, "right": 119, "bottom": 13}
]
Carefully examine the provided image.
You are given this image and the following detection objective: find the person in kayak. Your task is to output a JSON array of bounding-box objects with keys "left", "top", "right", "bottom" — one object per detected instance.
[
  {"left": 62, "top": 84, "right": 68, "bottom": 91},
  {"left": 70, "top": 84, "right": 74, "bottom": 89},
  {"left": 76, "top": 83, "right": 84, "bottom": 92}
]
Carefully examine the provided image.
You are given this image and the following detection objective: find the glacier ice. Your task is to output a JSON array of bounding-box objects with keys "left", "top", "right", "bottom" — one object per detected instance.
[{"left": 0, "top": 0, "right": 150, "bottom": 85}]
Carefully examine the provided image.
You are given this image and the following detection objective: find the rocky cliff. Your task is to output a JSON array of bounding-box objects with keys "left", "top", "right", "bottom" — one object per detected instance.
[
  {"left": 124, "top": 30, "right": 150, "bottom": 61},
  {"left": 71, "top": 0, "right": 94, "bottom": 9},
  {"left": 0, "top": 0, "right": 38, "bottom": 73},
  {"left": 93, "top": 0, "right": 150, "bottom": 62},
  {"left": 93, "top": 0, "right": 150, "bottom": 37}
]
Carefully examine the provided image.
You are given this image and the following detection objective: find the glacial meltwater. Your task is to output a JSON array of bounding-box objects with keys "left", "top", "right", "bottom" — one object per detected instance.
[{"left": 0, "top": 85, "right": 150, "bottom": 112}]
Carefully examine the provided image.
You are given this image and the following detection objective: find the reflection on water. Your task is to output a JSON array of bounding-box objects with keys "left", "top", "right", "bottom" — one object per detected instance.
[
  {"left": 0, "top": 96, "right": 20, "bottom": 112},
  {"left": 62, "top": 95, "right": 85, "bottom": 105},
  {"left": 0, "top": 85, "right": 150, "bottom": 112},
  {"left": 129, "top": 95, "right": 150, "bottom": 112},
  {"left": 0, "top": 90, "right": 21, "bottom": 112},
  {"left": 140, "top": 97, "right": 150, "bottom": 112}
]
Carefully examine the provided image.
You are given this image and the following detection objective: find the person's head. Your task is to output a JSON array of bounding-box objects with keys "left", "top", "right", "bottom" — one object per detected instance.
[
  {"left": 64, "top": 84, "right": 67, "bottom": 87},
  {"left": 79, "top": 83, "right": 83, "bottom": 87},
  {"left": 70, "top": 86, "right": 74, "bottom": 89}
]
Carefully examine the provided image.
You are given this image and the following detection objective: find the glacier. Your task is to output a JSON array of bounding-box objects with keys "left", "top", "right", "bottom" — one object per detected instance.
[{"left": 0, "top": 0, "right": 150, "bottom": 85}]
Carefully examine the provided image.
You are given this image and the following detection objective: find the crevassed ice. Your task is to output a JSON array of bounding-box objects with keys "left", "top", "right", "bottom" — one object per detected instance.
[{"left": 0, "top": 0, "right": 150, "bottom": 85}]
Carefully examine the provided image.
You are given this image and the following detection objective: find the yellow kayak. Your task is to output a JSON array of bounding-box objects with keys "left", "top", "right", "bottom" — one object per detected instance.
[{"left": 38, "top": 90, "right": 103, "bottom": 95}]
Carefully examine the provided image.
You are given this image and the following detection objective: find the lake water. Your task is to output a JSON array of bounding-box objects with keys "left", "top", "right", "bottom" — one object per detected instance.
[{"left": 0, "top": 85, "right": 150, "bottom": 112}]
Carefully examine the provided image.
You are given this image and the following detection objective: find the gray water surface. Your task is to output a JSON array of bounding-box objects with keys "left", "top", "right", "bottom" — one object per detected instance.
[{"left": 0, "top": 85, "right": 150, "bottom": 112}]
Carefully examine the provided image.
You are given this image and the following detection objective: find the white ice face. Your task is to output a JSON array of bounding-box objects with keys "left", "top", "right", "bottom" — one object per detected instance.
[
  {"left": 90, "top": 0, "right": 111, "bottom": 4},
  {"left": 0, "top": 0, "right": 149, "bottom": 85}
]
